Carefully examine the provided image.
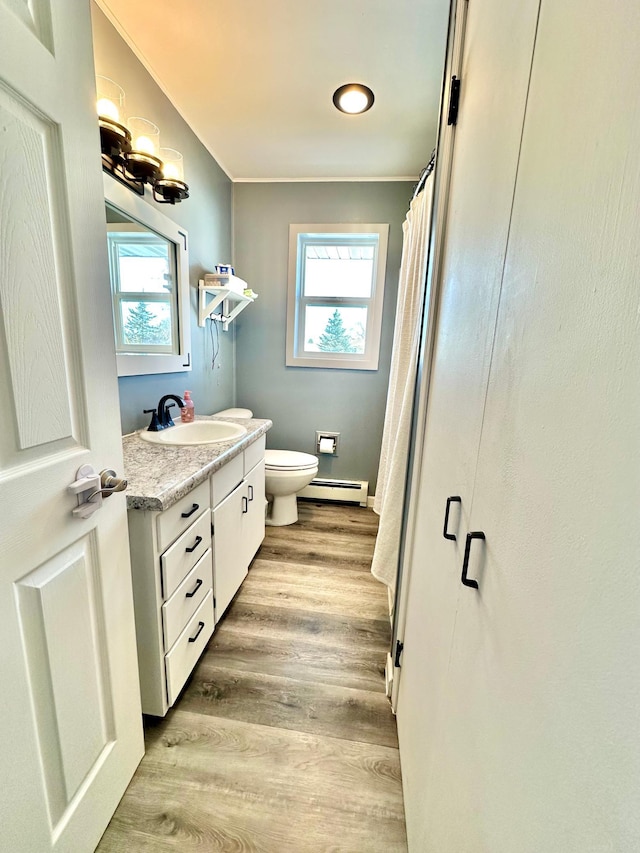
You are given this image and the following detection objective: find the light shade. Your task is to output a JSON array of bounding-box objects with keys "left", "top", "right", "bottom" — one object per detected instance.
[
  {"left": 96, "top": 76, "right": 125, "bottom": 124},
  {"left": 127, "top": 117, "right": 160, "bottom": 157},
  {"left": 333, "top": 83, "right": 375, "bottom": 115},
  {"left": 160, "top": 148, "right": 184, "bottom": 182}
]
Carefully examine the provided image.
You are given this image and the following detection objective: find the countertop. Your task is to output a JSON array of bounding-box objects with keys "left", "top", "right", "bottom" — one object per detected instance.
[{"left": 122, "top": 415, "right": 272, "bottom": 512}]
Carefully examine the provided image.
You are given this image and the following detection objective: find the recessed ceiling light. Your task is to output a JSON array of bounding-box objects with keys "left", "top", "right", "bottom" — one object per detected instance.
[{"left": 332, "top": 83, "right": 375, "bottom": 115}]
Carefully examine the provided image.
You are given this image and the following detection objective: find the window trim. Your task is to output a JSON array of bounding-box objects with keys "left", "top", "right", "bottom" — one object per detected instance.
[{"left": 286, "top": 223, "right": 389, "bottom": 370}]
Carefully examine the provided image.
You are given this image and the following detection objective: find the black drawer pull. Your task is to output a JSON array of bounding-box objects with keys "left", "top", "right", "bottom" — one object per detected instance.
[
  {"left": 188, "top": 621, "right": 205, "bottom": 643},
  {"left": 185, "top": 535, "right": 203, "bottom": 553},
  {"left": 248, "top": 485, "right": 254, "bottom": 502},
  {"left": 242, "top": 496, "right": 248, "bottom": 514},
  {"left": 181, "top": 503, "right": 199, "bottom": 519},
  {"left": 461, "top": 531, "right": 485, "bottom": 589},
  {"left": 185, "top": 578, "right": 203, "bottom": 599},
  {"left": 443, "top": 495, "right": 461, "bottom": 541}
]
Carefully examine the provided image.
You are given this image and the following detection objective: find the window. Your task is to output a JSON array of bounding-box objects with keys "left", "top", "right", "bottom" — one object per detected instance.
[{"left": 286, "top": 224, "right": 389, "bottom": 370}]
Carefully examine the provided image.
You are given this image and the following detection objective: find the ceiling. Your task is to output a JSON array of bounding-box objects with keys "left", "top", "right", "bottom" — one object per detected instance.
[{"left": 96, "top": 0, "right": 450, "bottom": 182}]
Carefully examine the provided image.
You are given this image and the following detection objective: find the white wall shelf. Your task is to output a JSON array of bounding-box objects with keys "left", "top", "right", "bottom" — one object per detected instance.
[{"left": 198, "top": 275, "right": 256, "bottom": 330}]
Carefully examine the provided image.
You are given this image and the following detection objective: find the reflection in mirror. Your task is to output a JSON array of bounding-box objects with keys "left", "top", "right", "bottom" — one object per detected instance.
[{"left": 103, "top": 173, "right": 191, "bottom": 377}]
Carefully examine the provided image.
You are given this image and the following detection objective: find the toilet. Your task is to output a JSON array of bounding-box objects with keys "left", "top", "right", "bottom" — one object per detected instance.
[{"left": 213, "top": 408, "right": 319, "bottom": 526}]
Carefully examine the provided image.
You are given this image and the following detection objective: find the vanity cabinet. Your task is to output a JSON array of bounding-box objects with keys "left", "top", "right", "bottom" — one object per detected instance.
[{"left": 127, "top": 434, "right": 266, "bottom": 717}]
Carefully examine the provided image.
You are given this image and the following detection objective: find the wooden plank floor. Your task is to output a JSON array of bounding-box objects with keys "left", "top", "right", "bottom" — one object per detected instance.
[{"left": 98, "top": 502, "right": 407, "bottom": 852}]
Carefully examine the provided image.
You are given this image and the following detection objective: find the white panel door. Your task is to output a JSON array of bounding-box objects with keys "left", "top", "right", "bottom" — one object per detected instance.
[
  {"left": 212, "top": 482, "right": 247, "bottom": 619},
  {"left": 0, "top": 2, "right": 144, "bottom": 851},
  {"left": 395, "top": 0, "right": 542, "bottom": 848},
  {"left": 434, "top": 2, "right": 640, "bottom": 850},
  {"left": 243, "top": 458, "right": 265, "bottom": 568}
]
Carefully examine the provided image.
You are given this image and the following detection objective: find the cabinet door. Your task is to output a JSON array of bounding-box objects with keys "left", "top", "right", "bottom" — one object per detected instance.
[
  {"left": 396, "top": 0, "right": 542, "bottom": 848},
  {"left": 212, "top": 481, "right": 247, "bottom": 619},
  {"left": 243, "top": 458, "right": 265, "bottom": 568},
  {"left": 432, "top": 3, "right": 640, "bottom": 851}
]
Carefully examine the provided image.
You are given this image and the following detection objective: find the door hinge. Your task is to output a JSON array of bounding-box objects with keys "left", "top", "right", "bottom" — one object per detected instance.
[
  {"left": 394, "top": 640, "right": 404, "bottom": 668},
  {"left": 447, "top": 76, "right": 461, "bottom": 126}
]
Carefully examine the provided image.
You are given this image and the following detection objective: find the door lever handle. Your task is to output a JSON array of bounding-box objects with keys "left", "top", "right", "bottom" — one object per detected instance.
[
  {"left": 461, "top": 531, "right": 485, "bottom": 589},
  {"left": 86, "top": 469, "right": 128, "bottom": 502}
]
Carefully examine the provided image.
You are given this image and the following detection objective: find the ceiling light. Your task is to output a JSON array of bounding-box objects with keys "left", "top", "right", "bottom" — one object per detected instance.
[{"left": 332, "top": 83, "right": 375, "bottom": 115}]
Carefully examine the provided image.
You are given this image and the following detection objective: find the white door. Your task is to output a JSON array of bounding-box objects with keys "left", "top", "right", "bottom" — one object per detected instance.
[
  {"left": 213, "top": 482, "right": 247, "bottom": 619},
  {"left": 427, "top": 1, "right": 640, "bottom": 849},
  {"left": 243, "top": 458, "right": 265, "bottom": 567},
  {"left": 395, "top": 0, "right": 542, "bottom": 847},
  {"left": 0, "top": 2, "right": 144, "bottom": 851}
]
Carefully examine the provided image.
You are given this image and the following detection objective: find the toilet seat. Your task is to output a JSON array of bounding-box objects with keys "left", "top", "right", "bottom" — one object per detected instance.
[{"left": 265, "top": 449, "right": 318, "bottom": 471}]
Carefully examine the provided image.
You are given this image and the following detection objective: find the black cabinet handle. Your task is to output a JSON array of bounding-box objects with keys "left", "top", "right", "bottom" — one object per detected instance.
[
  {"left": 181, "top": 503, "right": 199, "bottom": 519},
  {"left": 188, "top": 621, "right": 205, "bottom": 643},
  {"left": 242, "top": 496, "right": 248, "bottom": 514},
  {"left": 461, "top": 531, "right": 485, "bottom": 589},
  {"left": 185, "top": 578, "right": 203, "bottom": 599},
  {"left": 185, "top": 535, "right": 203, "bottom": 553},
  {"left": 443, "top": 496, "right": 461, "bottom": 541},
  {"left": 248, "top": 485, "right": 254, "bottom": 502}
]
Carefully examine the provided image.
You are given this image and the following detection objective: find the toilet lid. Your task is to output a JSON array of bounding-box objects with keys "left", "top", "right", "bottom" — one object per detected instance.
[{"left": 265, "top": 449, "right": 318, "bottom": 471}]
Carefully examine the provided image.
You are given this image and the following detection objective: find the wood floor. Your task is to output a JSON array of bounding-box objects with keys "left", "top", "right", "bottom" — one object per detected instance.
[{"left": 98, "top": 502, "right": 407, "bottom": 852}]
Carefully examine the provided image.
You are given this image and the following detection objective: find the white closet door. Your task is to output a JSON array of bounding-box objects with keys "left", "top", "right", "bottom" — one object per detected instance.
[
  {"left": 396, "top": 0, "right": 542, "bottom": 848},
  {"left": 437, "top": 1, "right": 640, "bottom": 851}
]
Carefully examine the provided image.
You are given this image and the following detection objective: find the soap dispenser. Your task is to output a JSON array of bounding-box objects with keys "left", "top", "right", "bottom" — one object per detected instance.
[{"left": 181, "top": 391, "right": 195, "bottom": 423}]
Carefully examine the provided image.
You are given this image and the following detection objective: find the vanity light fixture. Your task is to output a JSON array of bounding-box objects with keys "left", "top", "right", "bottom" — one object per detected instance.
[
  {"left": 97, "top": 77, "right": 189, "bottom": 204},
  {"left": 332, "top": 83, "right": 375, "bottom": 115}
]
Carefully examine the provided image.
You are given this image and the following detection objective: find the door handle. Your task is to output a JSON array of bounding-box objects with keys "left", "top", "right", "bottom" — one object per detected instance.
[
  {"left": 86, "top": 469, "right": 128, "bottom": 502},
  {"left": 443, "top": 495, "right": 461, "bottom": 541},
  {"left": 181, "top": 503, "right": 200, "bottom": 518},
  {"left": 461, "top": 531, "right": 485, "bottom": 589},
  {"left": 242, "top": 496, "right": 249, "bottom": 514},
  {"left": 248, "top": 485, "right": 254, "bottom": 502}
]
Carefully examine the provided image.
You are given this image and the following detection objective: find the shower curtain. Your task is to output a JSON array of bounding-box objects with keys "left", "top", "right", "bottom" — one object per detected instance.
[{"left": 371, "top": 173, "right": 434, "bottom": 594}]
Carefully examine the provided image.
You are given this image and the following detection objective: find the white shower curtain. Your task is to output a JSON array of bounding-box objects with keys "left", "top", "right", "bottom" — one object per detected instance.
[{"left": 371, "top": 174, "right": 434, "bottom": 593}]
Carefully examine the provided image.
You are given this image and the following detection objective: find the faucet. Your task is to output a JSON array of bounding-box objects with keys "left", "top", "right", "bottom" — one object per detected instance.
[{"left": 144, "top": 394, "right": 184, "bottom": 431}]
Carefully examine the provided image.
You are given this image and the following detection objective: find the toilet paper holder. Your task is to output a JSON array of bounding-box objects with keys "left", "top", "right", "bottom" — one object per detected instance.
[{"left": 316, "top": 431, "right": 340, "bottom": 456}]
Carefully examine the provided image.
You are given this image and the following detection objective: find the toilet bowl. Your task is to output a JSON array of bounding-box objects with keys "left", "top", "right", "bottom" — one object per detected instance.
[
  {"left": 212, "top": 409, "right": 318, "bottom": 526},
  {"left": 264, "top": 450, "right": 319, "bottom": 526}
]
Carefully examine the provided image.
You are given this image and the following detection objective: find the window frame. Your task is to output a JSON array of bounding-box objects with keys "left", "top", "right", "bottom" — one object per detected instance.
[{"left": 286, "top": 223, "right": 389, "bottom": 370}]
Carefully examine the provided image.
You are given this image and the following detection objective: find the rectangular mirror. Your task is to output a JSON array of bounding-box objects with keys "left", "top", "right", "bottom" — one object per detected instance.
[{"left": 104, "top": 174, "right": 191, "bottom": 376}]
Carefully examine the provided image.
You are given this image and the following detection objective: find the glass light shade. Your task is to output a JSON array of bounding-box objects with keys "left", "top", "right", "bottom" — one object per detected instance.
[
  {"left": 333, "top": 83, "right": 375, "bottom": 115},
  {"left": 160, "top": 148, "right": 185, "bottom": 182},
  {"left": 127, "top": 117, "right": 160, "bottom": 157},
  {"left": 96, "top": 76, "right": 125, "bottom": 124}
]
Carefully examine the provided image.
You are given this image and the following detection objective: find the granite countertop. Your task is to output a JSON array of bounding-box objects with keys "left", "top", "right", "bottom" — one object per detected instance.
[{"left": 122, "top": 415, "right": 272, "bottom": 512}]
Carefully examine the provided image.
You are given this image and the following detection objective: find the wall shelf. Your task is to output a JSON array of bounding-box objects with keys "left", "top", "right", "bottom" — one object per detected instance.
[{"left": 198, "top": 275, "right": 256, "bottom": 330}]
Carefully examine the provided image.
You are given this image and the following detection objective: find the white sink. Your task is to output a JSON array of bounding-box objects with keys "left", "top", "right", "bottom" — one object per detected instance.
[{"left": 138, "top": 420, "right": 247, "bottom": 446}]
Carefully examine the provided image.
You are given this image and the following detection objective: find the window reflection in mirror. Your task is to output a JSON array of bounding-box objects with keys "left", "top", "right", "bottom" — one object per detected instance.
[
  {"left": 103, "top": 173, "right": 191, "bottom": 377},
  {"left": 106, "top": 207, "right": 179, "bottom": 355}
]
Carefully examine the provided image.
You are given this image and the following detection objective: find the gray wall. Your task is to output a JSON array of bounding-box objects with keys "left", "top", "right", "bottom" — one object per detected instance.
[
  {"left": 91, "top": 5, "right": 235, "bottom": 435},
  {"left": 233, "top": 181, "right": 413, "bottom": 493}
]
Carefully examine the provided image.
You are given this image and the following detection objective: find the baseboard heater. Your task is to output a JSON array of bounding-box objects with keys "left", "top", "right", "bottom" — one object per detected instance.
[{"left": 298, "top": 478, "right": 369, "bottom": 507}]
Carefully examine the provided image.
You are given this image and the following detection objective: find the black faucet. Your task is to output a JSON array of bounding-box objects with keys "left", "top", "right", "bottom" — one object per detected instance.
[{"left": 144, "top": 394, "right": 184, "bottom": 431}]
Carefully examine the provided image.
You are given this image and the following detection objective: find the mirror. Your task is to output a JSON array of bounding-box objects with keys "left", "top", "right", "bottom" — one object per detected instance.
[{"left": 103, "top": 174, "right": 191, "bottom": 376}]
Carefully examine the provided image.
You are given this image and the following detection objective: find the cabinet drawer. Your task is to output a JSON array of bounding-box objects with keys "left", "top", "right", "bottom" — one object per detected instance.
[
  {"left": 157, "top": 480, "right": 210, "bottom": 553},
  {"left": 165, "top": 590, "right": 214, "bottom": 706},
  {"left": 160, "top": 510, "right": 211, "bottom": 599},
  {"left": 244, "top": 434, "right": 265, "bottom": 476},
  {"left": 211, "top": 453, "right": 243, "bottom": 507},
  {"left": 162, "top": 548, "right": 213, "bottom": 652}
]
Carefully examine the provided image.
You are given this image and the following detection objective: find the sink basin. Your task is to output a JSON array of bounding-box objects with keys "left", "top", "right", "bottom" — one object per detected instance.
[{"left": 138, "top": 420, "right": 247, "bottom": 446}]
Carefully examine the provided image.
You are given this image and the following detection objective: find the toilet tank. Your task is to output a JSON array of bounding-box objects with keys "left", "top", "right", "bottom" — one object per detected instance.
[{"left": 213, "top": 407, "right": 253, "bottom": 419}]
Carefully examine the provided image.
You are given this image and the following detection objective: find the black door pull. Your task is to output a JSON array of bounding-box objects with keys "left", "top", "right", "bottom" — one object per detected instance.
[
  {"left": 181, "top": 503, "right": 199, "bottom": 519},
  {"left": 242, "top": 496, "right": 249, "bottom": 514},
  {"left": 185, "top": 535, "right": 203, "bottom": 553},
  {"left": 185, "top": 578, "right": 203, "bottom": 598},
  {"left": 443, "top": 496, "right": 461, "bottom": 541},
  {"left": 461, "top": 531, "right": 485, "bottom": 589},
  {"left": 188, "top": 621, "right": 205, "bottom": 643},
  {"left": 248, "top": 485, "right": 254, "bottom": 502}
]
